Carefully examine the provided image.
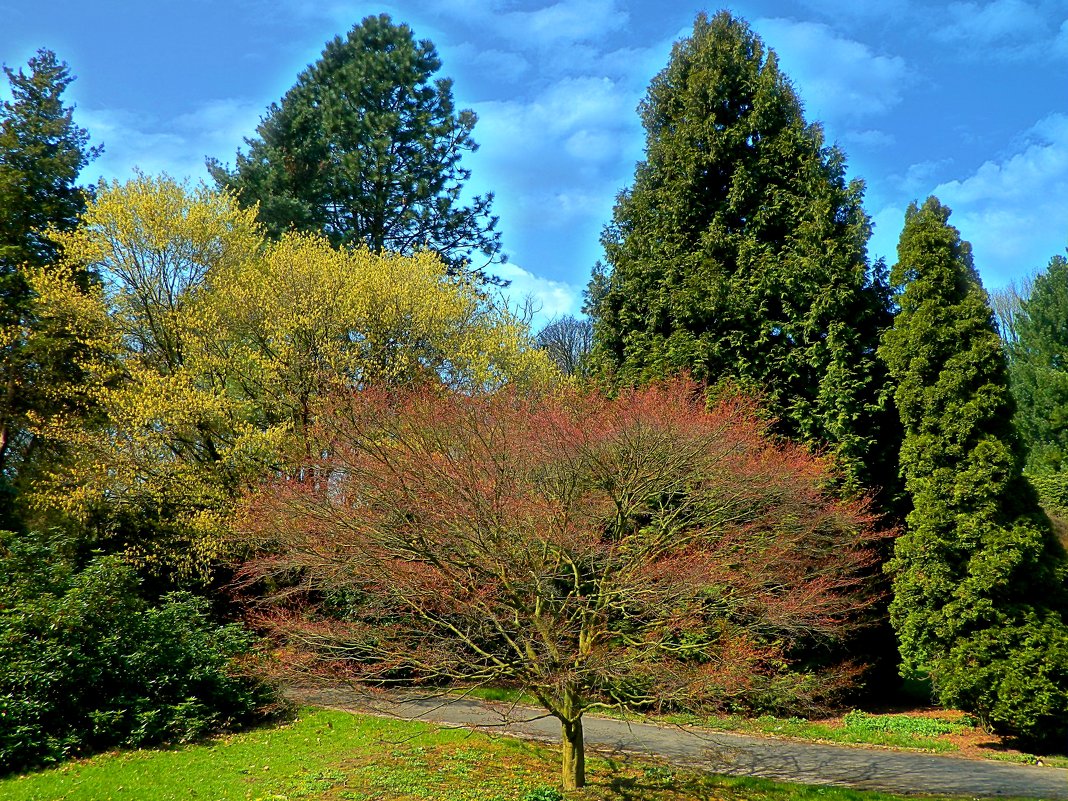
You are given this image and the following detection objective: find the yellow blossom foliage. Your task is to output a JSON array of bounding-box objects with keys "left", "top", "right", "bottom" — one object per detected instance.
[
  {"left": 28, "top": 175, "right": 557, "bottom": 582},
  {"left": 50, "top": 171, "right": 263, "bottom": 372},
  {"left": 197, "top": 233, "right": 556, "bottom": 435}
]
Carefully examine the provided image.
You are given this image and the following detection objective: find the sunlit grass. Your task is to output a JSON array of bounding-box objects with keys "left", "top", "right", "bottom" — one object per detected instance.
[{"left": 1, "top": 708, "right": 987, "bottom": 801}]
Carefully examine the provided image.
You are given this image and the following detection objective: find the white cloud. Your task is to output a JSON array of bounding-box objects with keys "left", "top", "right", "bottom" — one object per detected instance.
[
  {"left": 796, "top": 0, "right": 913, "bottom": 22},
  {"left": 1056, "top": 19, "right": 1068, "bottom": 57},
  {"left": 939, "top": 0, "right": 1047, "bottom": 45},
  {"left": 448, "top": 43, "right": 531, "bottom": 85},
  {"left": 935, "top": 115, "right": 1068, "bottom": 203},
  {"left": 477, "top": 0, "right": 628, "bottom": 48},
  {"left": 926, "top": 114, "right": 1068, "bottom": 283},
  {"left": 931, "top": 0, "right": 1068, "bottom": 61},
  {"left": 868, "top": 204, "right": 906, "bottom": 266},
  {"left": 469, "top": 74, "right": 641, "bottom": 230},
  {"left": 891, "top": 158, "right": 956, "bottom": 195},
  {"left": 842, "top": 129, "right": 896, "bottom": 150},
  {"left": 753, "top": 18, "right": 908, "bottom": 126},
  {"left": 80, "top": 98, "right": 262, "bottom": 184},
  {"left": 482, "top": 76, "right": 631, "bottom": 140},
  {"left": 868, "top": 115, "right": 1068, "bottom": 284}
]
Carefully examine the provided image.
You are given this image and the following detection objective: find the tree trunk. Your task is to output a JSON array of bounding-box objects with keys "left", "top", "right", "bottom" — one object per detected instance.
[{"left": 560, "top": 715, "right": 585, "bottom": 790}]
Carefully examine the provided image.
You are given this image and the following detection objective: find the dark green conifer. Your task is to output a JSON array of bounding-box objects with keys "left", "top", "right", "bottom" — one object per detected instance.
[
  {"left": 591, "top": 11, "right": 896, "bottom": 499},
  {"left": 209, "top": 14, "right": 500, "bottom": 279},
  {"left": 880, "top": 197, "right": 1068, "bottom": 744},
  {"left": 1008, "top": 255, "right": 1068, "bottom": 510},
  {"left": 0, "top": 49, "right": 99, "bottom": 529}
]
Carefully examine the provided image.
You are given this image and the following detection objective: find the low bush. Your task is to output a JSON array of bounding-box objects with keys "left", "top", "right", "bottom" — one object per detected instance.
[
  {"left": 0, "top": 534, "right": 275, "bottom": 774},
  {"left": 842, "top": 711, "right": 967, "bottom": 737}
]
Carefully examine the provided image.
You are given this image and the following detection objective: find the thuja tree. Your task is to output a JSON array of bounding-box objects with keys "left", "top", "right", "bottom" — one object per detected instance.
[
  {"left": 1009, "top": 255, "right": 1068, "bottom": 511},
  {"left": 879, "top": 197, "right": 1068, "bottom": 744},
  {"left": 592, "top": 11, "right": 896, "bottom": 501},
  {"left": 240, "top": 378, "right": 881, "bottom": 790},
  {"left": 209, "top": 14, "right": 500, "bottom": 279}
]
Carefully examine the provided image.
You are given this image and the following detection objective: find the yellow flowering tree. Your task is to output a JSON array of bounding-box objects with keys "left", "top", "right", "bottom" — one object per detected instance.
[
  {"left": 29, "top": 175, "right": 555, "bottom": 582},
  {"left": 199, "top": 233, "right": 554, "bottom": 439},
  {"left": 28, "top": 175, "right": 271, "bottom": 577}
]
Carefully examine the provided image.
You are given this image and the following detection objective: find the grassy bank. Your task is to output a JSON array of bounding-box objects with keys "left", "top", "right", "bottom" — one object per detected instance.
[{"left": 2, "top": 708, "right": 980, "bottom": 801}]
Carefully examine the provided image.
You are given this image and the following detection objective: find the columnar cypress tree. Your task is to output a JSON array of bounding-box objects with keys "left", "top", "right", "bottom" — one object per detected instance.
[
  {"left": 880, "top": 197, "right": 1068, "bottom": 744},
  {"left": 591, "top": 11, "right": 896, "bottom": 500},
  {"left": 1008, "top": 255, "right": 1068, "bottom": 509}
]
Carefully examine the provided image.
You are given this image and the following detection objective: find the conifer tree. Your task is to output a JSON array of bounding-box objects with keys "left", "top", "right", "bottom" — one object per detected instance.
[
  {"left": 591, "top": 11, "right": 895, "bottom": 500},
  {"left": 209, "top": 14, "right": 500, "bottom": 279},
  {"left": 0, "top": 49, "right": 99, "bottom": 529},
  {"left": 880, "top": 197, "right": 1068, "bottom": 744},
  {"left": 1008, "top": 255, "right": 1068, "bottom": 510}
]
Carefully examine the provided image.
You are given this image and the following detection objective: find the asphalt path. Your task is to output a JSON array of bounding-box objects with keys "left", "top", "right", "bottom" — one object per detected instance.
[{"left": 288, "top": 686, "right": 1068, "bottom": 799}]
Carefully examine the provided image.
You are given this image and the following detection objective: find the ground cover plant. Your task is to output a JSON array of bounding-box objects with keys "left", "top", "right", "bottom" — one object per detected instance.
[{"left": 0, "top": 707, "right": 985, "bottom": 801}]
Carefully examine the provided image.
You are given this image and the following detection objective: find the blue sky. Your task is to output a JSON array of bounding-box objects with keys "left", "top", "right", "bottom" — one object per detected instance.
[{"left": 4, "top": 0, "right": 1068, "bottom": 323}]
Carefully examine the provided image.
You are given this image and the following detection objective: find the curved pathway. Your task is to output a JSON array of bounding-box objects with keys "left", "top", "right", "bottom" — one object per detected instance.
[{"left": 288, "top": 686, "right": 1067, "bottom": 799}]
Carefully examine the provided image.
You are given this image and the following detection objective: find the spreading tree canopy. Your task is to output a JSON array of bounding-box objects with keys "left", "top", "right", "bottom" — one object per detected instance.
[
  {"left": 1008, "top": 255, "right": 1068, "bottom": 510},
  {"left": 591, "top": 11, "right": 896, "bottom": 500},
  {"left": 879, "top": 197, "right": 1068, "bottom": 745},
  {"left": 0, "top": 49, "right": 99, "bottom": 528},
  {"left": 209, "top": 14, "right": 501, "bottom": 279},
  {"left": 240, "top": 378, "right": 881, "bottom": 790}
]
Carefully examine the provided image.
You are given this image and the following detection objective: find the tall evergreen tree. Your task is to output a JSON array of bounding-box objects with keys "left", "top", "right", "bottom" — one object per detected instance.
[
  {"left": 591, "top": 11, "right": 896, "bottom": 500},
  {"left": 880, "top": 197, "right": 1068, "bottom": 744},
  {"left": 0, "top": 49, "right": 100, "bottom": 529},
  {"left": 1008, "top": 255, "right": 1068, "bottom": 509},
  {"left": 209, "top": 14, "right": 500, "bottom": 279}
]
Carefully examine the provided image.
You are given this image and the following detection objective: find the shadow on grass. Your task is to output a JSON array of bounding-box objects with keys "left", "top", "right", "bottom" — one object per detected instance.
[{"left": 594, "top": 755, "right": 775, "bottom": 801}]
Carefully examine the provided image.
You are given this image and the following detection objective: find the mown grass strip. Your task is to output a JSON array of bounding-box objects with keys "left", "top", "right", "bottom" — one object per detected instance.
[{"left": 0, "top": 708, "right": 1025, "bottom": 801}]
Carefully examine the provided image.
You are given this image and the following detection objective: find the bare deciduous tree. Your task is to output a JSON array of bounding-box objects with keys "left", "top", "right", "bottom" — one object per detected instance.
[
  {"left": 988, "top": 273, "right": 1034, "bottom": 344},
  {"left": 535, "top": 315, "right": 593, "bottom": 377}
]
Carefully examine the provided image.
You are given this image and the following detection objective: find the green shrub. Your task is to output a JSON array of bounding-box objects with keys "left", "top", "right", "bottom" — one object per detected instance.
[
  {"left": 0, "top": 550, "right": 275, "bottom": 774},
  {"left": 1029, "top": 473, "right": 1068, "bottom": 517},
  {"left": 936, "top": 611, "right": 1068, "bottom": 747},
  {"left": 842, "top": 711, "right": 966, "bottom": 737}
]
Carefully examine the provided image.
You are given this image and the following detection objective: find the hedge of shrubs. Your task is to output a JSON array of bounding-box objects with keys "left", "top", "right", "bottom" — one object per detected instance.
[{"left": 0, "top": 533, "right": 275, "bottom": 774}]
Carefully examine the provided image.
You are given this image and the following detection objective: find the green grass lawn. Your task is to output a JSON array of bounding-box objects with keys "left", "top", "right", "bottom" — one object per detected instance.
[{"left": 0, "top": 708, "right": 993, "bottom": 801}]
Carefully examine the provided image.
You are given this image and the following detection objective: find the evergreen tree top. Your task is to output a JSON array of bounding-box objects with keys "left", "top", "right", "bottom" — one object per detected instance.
[
  {"left": 592, "top": 10, "right": 893, "bottom": 503},
  {"left": 0, "top": 48, "right": 100, "bottom": 273},
  {"left": 208, "top": 14, "right": 501, "bottom": 280}
]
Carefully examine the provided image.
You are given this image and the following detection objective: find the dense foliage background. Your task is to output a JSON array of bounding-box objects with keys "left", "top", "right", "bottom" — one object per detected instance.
[{"left": 3, "top": 7, "right": 1068, "bottom": 783}]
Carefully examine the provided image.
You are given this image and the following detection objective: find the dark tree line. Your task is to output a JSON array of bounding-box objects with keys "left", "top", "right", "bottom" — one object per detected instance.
[{"left": 590, "top": 11, "right": 1068, "bottom": 745}]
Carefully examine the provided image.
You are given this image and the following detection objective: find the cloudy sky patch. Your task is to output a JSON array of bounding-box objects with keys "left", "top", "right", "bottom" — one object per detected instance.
[{"left": 5, "top": 0, "right": 1067, "bottom": 300}]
